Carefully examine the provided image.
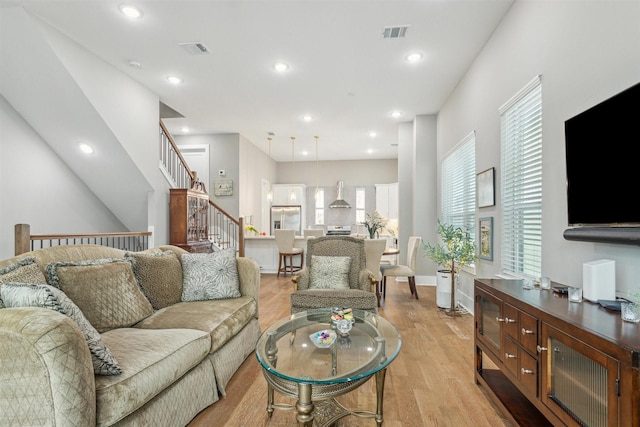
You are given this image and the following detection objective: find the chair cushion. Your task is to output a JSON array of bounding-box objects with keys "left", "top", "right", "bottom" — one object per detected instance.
[
  {"left": 380, "top": 264, "right": 415, "bottom": 277},
  {"left": 181, "top": 249, "right": 241, "bottom": 301},
  {"left": 45, "top": 258, "right": 153, "bottom": 333},
  {"left": 134, "top": 296, "right": 257, "bottom": 353},
  {"left": 290, "top": 288, "right": 378, "bottom": 313},
  {"left": 0, "top": 256, "right": 48, "bottom": 308},
  {"left": 1, "top": 282, "right": 122, "bottom": 375},
  {"left": 127, "top": 251, "right": 183, "bottom": 310},
  {"left": 96, "top": 327, "right": 210, "bottom": 426},
  {"left": 309, "top": 255, "right": 351, "bottom": 290}
]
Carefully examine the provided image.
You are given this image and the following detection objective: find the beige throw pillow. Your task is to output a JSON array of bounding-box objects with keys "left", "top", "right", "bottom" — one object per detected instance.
[
  {"left": 127, "top": 251, "right": 183, "bottom": 310},
  {"left": 0, "top": 256, "right": 48, "bottom": 309},
  {"left": 46, "top": 258, "right": 153, "bottom": 333},
  {"left": 309, "top": 255, "right": 351, "bottom": 290}
]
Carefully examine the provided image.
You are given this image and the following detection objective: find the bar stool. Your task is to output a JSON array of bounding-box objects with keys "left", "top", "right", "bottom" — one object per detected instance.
[{"left": 274, "top": 229, "right": 304, "bottom": 277}]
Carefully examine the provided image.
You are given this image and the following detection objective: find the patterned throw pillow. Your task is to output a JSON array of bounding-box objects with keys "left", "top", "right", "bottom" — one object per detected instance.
[
  {"left": 309, "top": 255, "right": 352, "bottom": 290},
  {"left": 0, "top": 282, "right": 122, "bottom": 375},
  {"left": 0, "top": 256, "right": 48, "bottom": 309},
  {"left": 46, "top": 257, "right": 153, "bottom": 333},
  {"left": 181, "top": 249, "right": 241, "bottom": 301},
  {"left": 126, "top": 251, "right": 183, "bottom": 310}
]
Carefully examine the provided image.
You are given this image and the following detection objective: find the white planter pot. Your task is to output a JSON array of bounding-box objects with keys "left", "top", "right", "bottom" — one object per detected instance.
[{"left": 436, "top": 270, "right": 457, "bottom": 309}]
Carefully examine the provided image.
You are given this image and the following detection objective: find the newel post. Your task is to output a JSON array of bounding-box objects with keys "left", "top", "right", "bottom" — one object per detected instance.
[{"left": 15, "top": 224, "right": 31, "bottom": 255}]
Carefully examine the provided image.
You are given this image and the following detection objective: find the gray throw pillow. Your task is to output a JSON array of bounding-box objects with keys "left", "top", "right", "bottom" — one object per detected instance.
[
  {"left": 1, "top": 282, "right": 122, "bottom": 376},
  {"left": 126, "top": 250, "right": 183, "bottom": 310},
  {"left": 0, "top": 256, "right": 48, "bottom": 309},
  {"left": 181, "top": 249, "right": 241, "bottom": 301},
  {"left": 309, "top": 255, "right": 351, "bottom": 290}
]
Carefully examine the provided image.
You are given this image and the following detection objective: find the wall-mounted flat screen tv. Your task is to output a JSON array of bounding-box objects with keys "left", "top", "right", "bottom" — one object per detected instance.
[{"left": 565, "top": 82, "right": 640, "bottom": 229}]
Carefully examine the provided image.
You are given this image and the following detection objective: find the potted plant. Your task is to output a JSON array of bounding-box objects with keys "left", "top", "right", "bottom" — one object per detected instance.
[
  {"left": 424, "top": 220, "right": 476, "bottom": 316},
  {"left": 362, "top": 211, "right": 389, "bottom": 239}
]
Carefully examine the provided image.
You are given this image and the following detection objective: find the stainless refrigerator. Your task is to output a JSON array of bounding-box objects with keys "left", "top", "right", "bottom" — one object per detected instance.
[{"left": 270, "top": 205, "right": 302, "bottom": 236}]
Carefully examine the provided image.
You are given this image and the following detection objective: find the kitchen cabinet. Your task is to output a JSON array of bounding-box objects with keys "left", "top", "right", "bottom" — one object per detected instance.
[
  {"left": 169, "top": 188, "right": 213, "bottom": 253},
  {"left": 474, "top": 278, "right": 640, "bottom": 427},
  {"left": 375, "top": 183, "right": 398, "bottom": 220}
]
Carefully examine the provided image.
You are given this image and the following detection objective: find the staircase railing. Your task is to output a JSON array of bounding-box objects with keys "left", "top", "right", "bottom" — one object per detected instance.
[
  {"left": 159, "top": 121, "right": 244, "bottom": 256},
  {"left": 14, "top": 224, "right": 152, "bottom": 256}
]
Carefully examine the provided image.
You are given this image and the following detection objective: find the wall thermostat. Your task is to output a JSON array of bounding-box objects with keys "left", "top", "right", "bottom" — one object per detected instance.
[{"left": 218, "top": 169, "right": 225, "bottom": 176}]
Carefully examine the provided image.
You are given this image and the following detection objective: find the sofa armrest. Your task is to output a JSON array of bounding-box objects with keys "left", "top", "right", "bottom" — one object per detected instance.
[
  {"left": 0, "top": 307, "right": 96, "bottom": 426},
  {"left": 236, "top": 257, "right": 260, "bottom": 318}
]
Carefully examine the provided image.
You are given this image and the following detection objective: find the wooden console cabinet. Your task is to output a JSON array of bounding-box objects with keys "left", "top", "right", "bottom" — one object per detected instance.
[
  {"left": 474, "top": 278, "right": 640, "bottom": 427},
  {"left": 169, "top": 188, "right": 213, "bottom": 253}
]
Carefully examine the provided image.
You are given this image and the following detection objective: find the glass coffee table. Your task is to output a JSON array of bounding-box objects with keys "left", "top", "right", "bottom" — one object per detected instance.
[{"left": 255, "top": 308, "right": 401, "bottom": 426}]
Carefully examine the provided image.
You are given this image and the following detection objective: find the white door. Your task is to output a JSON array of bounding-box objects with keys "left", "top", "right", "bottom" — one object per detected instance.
[{"left": 178, "top": 145, "right": 210, "bottom": 190}]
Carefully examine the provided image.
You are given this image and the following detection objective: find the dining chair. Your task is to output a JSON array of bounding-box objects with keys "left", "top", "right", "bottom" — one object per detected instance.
[
  {"left": 380, "top": 236, "right": 421, "bottom": 300},
  {"left": 274, "top": 229, "right": 304, "bottom": 277},
  {"left": 364, "top": 238, "right": 388, "bottom": 307}
]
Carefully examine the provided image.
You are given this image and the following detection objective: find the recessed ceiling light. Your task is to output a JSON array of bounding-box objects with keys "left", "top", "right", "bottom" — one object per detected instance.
[
  {"left": 369, "top": 131, "right": 377, "bottom": 137},
  {"left": 119, "top": 5, "right": 143, "bottom": 19},
  {"left": 181, "top": 127, "right": 190, "bottom": 133},
  {"left": 301, "top": 151, "right": 309, "bottom": 156},
  {"left": 128, "top": 60, "right": 142, "bottom": 68},
  {"left": 273, "top": 62, "right": 289, "bottom": 72},
  {"left": 303, "top": 114, "right": 313, "bottom": 122},
  {"left": 391, "top": 111, "right": 402, "bottom": 118},
  {"left": 166, "top": 76, "right": 183, "bottom": 85},
  {"left": 406, "top": 53, "right": 423, "bottom": 63},
  {"left": 79, "top": 143, "right": 94, "bottom": 154}
]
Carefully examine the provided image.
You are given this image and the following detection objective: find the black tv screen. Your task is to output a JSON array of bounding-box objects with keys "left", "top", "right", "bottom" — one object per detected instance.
[{"left": 565, "top": 82, "right": 640, "bottom": 227}]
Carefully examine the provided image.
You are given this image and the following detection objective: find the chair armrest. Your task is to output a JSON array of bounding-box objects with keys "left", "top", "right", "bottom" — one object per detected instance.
[
  {"left": 358, "top": 269, "right": 377, "bottom": 293},
  {"left": 0, "top": 307, "right": 96, "bottom": 426},
  {"left": 237, "top": 257, "right": 260, "bottom": 318},
  {"left": 292, "top": 268, "right": 310, "bottom": 291}
]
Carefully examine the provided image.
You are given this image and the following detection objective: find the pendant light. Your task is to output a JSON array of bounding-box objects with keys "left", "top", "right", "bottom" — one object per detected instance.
[
  {"left": 267, "top": 137, "right": 273, "bottom": 201},
  {"left": 290, "top": 137, "right": 296, "bottom": 201},
  {"left": 314, "top": 136, "right": 320, "bottom": 203}
]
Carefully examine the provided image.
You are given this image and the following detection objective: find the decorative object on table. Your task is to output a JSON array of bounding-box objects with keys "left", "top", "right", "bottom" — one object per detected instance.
[
  {"left": 331, "top": 306, "right": 354, "bottom": 323},
  {"left": 539, "top": 276, "right": 552, "bottom": 290},
  {"left": 361, "top": 211, "right": 389, "bottom": 239},
  {"left": 477, "top": 167, "right": 495, "bottom": 208},
  {"left": 424, "top": 220, "right": 476, "bottom": 316},
  {"left": 245, "top": 225, "right": 259, "bottom": 236},
  {"left": 214, "top": 179, "right": 233, "bottom": 196},
  {"left": 621, "top": 287, "right": 640, "bottom": 322},
  {"left": 335, "top": 319, "right": 353, "bottom": 337},
  {"left": 478, "top": 217, "right": 493, "bottom": 261},
  {"left": 568, "top": 286, "right": 582, "bottom": 302},
  {"left": 309, "top": 330, "right": 336, "bottom": 348}
]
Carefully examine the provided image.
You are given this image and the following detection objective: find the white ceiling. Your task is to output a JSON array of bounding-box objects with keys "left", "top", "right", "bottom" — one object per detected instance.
[{"left": 1, "top": 0, "right": 514, "bottom": 162}]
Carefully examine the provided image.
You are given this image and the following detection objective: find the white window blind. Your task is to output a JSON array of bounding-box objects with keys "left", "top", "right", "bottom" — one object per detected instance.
[
  {"left": 441, "top": 132, "right": 476, "bottom": 237},
  {"left": 500, "top": 76, "right": 542, "bottom": 278}
]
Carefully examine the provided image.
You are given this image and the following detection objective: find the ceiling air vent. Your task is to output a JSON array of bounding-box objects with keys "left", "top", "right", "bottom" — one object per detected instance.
[
  {"left": 382, "top": 25, "right": 410, "bottom": 39},
  {"left": 179, "top": 42, "right": 210, "bottom": 55}
]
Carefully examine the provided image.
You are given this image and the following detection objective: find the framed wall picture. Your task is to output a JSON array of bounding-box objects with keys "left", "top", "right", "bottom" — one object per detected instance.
[
  {"left": 477, "top": 167, "right": 495, "bottom": 208},
  {"left": 479, "top": 217, "right": 493, "bottom": 261},
  {"left": 214, "top": 179, "right": 233, "bottom": 196}
]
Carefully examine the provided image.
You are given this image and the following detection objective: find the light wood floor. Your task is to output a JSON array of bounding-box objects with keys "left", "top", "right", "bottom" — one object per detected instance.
[{"left": 188, "top": 275, "right": 512, "bottom": 427}]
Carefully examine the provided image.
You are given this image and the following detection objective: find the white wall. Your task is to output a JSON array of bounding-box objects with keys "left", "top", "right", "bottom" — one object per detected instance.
[
  {"left": 0, "top": 96, "right": 127, "bottom": 258},
  {"left": 436, "top": 0, "right": 640, "bottom": 305}
]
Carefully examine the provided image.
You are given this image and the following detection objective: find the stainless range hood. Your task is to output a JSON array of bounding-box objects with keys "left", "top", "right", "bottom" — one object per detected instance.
[{"left": 329, "top": 181, "right": 351, "bottom": 208}]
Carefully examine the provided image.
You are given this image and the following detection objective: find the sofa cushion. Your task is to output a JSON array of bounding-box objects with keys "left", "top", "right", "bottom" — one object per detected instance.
[
  {"left": 0, "top": 282, "right": 122, "bottom": 375},
  {"left": 134, "top": 296, "right": 257, "bottom": 353},
  {"left": 96, "top": 327, "right": 210, "bottom": 426},
  {"left": 290, "top": 288, "right": 378, "bottom": 313},
  {"left": 309, "top": 255, "right": 351, "bottom": 290},
  {"left": 46, "top": 258, "right": 153, "bottom": 333},
  {"left": 126, "top": 251, "right": 183, "bottom": 310},
  {"left": 181, "top": 249, "right": 241, "bottom": 301},
  {"left": 0, "top": 256, "right": 48, "bottom": 308}
]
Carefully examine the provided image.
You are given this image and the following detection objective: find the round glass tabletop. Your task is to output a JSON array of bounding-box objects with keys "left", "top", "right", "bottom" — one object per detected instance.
[{"left": 255, "top": 308, "right": 401, "bottom": 385}]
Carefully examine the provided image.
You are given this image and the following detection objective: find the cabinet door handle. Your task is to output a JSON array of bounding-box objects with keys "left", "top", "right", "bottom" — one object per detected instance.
[
  {"left": 505, "top": 317, "right": 516, "bottom": 323},
  {"left": 537, "top": 345, "right": 548, "bottom": 353},
  {"left": 505, "top": 353, "right": 517, "bottom": 359},
  {"left": 496, "top": 317, "right": 505, "bottom": 322},
  {"left": 521, "top": 368, "right": 535, "bottom": 375},
  {"left": 522, "top": 328, "right": 534, "bottom": 335}
]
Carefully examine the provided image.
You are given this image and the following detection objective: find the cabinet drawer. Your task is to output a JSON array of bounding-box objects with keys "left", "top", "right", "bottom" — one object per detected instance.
[
  {"left": 519, "top": 311, "right": 537, "bottom": 355},
  {"left": 519, "top": 351, "right": 538, "bottom": 397},
  {"left": 503, "top": 338, "right": 519, "bottom": 377},
  {"left": 503, "top": 303, "right": 520, "bottom": 340}
]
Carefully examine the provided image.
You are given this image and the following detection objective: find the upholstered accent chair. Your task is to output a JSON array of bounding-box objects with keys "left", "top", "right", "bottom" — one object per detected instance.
[
  {"left": 364, "top": 238, "right": 387, "bottom": 306},
  {"left": 380, "top": 236, "right": 421, "bottom": 300},
  {"left": 290, "top": 236, "right": 378, "bottom": 314}
]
